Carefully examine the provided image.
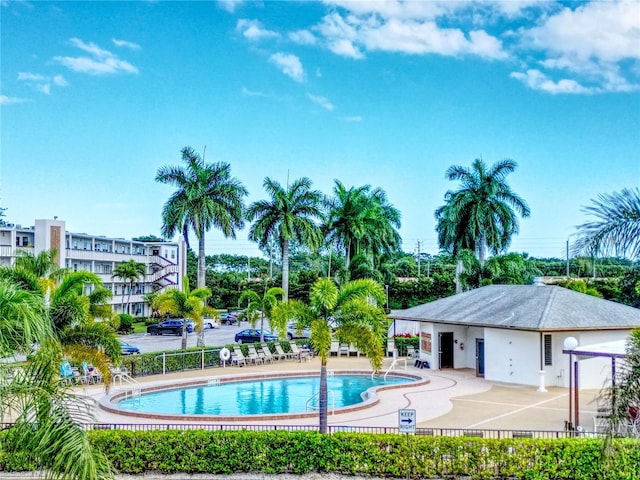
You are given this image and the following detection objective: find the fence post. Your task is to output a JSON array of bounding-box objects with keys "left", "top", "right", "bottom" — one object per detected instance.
[
  {"left": 202, "top": 349, "right": 205, "bottom": 370},
  {"left": 162, "top": 352, "right": 166, "bottom": 375}
]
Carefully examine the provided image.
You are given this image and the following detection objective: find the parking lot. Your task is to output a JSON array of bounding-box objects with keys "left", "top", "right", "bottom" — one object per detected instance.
[{"left": 119, "top": 319, "right": 280, "bottom": 354}]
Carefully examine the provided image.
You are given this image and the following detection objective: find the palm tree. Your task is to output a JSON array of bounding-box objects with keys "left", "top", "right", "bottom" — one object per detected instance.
[
  {"left": 435, "top": 158, "right": 530, "bottom": 265},
  {"left": 598, "top": 329, "right": 640, "bottom": 438},
  {"left": 271, "top": 278, "right": 387, "bottom": 433},
  {"left": 247, "top": 177, "right": 323, "bottom": 301},
  {"left": 152, "top": 277, "right": 216, "bottom": 350},
  {"left": 0, "top": 278, "right": 115, "bottom": 480},
  {"left": 574, "top": 187, "right": 640, "bottom": 260},
  {"left": 112, "top": 259, "right": 146, "bottom": 315},
  {"left": 239, "top": 287, "right": 285, "bottom": 342},
  {"left": 325, "top": 180, "right": 401, "bottom": 272},
  {"left": 156, "top": 146, "right": 248, "bottom": 290},
  {"left": 1, "top": 255, "right": 120, "bottom": 381}
]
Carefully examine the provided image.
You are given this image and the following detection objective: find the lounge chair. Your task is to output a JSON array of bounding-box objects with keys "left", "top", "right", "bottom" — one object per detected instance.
[
  {"left": 260, "top": 344, "right": 275, "bottom": 363},
  {"left": 247, "top": 345, "right": 264, "bottom": 365},
  {"left": 232, "top": 347, "right": 247, "bottom": 367},
  {"left": 338, "top": 344, "right": 350, "bottom": 357},
  {"left": 407, "top": 346, "right": 417, "bottom": 359},
  {"left": 275, "top": 343, "right": 294, "bottom": 360},
  {"left": 330, "top": 340, "right": 340, "bottom": 357},
  {"left": 271, "top": 343, "right": 287, "bottom": 361}
]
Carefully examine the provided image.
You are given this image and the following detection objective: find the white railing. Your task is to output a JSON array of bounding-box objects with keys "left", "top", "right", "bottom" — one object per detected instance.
[
  {"left": 111, "top": 368, "right": 141, "bottom": 399},
  {"left": 384, "top": 350, "right": 407, "bottom": 380},
  {"left": 306, "top": 390, "right": 335, "bottom": 415}
]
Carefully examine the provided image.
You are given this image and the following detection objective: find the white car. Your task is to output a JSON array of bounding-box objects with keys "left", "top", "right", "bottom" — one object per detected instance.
[
  {"left": 204, "top": 318, "right": 220, "bottom": 329},
  {"left": 286, "top": 322, "right": 310, "bottom": 340}
]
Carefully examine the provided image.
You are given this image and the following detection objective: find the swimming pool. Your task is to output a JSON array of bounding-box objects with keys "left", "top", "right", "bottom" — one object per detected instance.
[{"left": 116, "top": 373, "right": 415, "bottom": 416}]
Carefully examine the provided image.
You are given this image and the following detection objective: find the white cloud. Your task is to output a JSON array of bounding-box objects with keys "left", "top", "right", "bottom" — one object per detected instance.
[
  {"left": 53, "top": 75, "right": 68, "bottom": 87},
  {"left": 510, "top": 69, "right": 595, "bottom": 94},
  {"left": 241, "top": 86, "right": 267, "bottom": 97},
  {"left": 18, "top": 71, "right": 68, "bottom": 94},
  {"left": 53, "top": 38, "right": 138, "bottom": 75},
  {"left": 518, "top": 1, "right": 640, "bottom": 93},
  {"left": 289, "top": 29, "right": 317, "bottom": 45},
  {"left": 344, "top": 115, "right": 363, "bottom": 122},
  {"left": 315, "top": 9, "right": 506, "bottom": 60},
  {"left": 307, "top": 93, "right": 334, "bottom": 111},
  {"left": 236, "top": 19, "right": 279, "bottom": 41},
  {"left": 0, "top": 95, "right": 28, "bottom": 105},
  {"left": 112, "top": 38, "right": 141, "bottom": 50},
  {"left": 269, "top": 52, "right": 305, "bottom": 82},
  {"left": 218, "top": 0, "right": 245, "bottom": 13}
]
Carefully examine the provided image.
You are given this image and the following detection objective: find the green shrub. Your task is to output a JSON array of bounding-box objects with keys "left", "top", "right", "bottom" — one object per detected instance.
[{"left": 3, "top": 429, "right": 636, "bottom": 479}]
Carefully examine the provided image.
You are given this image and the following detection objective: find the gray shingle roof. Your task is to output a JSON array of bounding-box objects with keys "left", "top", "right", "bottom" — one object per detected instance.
[{"left": 389, "top": 285, "right": 640, "bottom": 331}]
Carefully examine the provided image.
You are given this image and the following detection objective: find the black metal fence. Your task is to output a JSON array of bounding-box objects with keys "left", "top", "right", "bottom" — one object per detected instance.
[{"left": 79, "top": 422, "right": 599, "bottom": 439}]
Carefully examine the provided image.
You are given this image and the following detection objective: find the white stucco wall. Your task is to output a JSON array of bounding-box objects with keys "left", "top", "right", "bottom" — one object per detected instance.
[{"left": 484, "top": 329, "right": 541, "bottom": 385}]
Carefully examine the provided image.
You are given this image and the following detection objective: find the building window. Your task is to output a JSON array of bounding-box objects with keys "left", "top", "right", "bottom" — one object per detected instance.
[
  {"left": 544, "top": 334, "right": 553, "bottom": 366},
  {"left": 23, "top": 236, "right": 29, "bottom": 246}
]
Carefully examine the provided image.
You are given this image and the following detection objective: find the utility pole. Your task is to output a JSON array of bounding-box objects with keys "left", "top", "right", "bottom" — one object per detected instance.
[
  {"left": 248, "top": 256, "right": 251, "bottom": 282},
  {"left": 416, "top": 241, "right": 421, "bottom": 276},
  {"left": 566, "top": 240, "right": 570, "bottom": 277}
]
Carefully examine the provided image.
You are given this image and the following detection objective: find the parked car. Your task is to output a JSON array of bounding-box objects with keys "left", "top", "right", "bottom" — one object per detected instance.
[
  {"left": 204, "top": 318, "right": 220, "bottom": 329},
  {"left": 120, "top": 341, "right": 140, "bottom": 355},
  {"left": 286, "top": 322, "right": 311, "bottom": 340},
  {"left": 234, "top": 328, "right": 278, "bottom": 344},
  {"left": 219, "top": 312, "right": 239, "bottom": 325},
  {"left": 146, "top": 319, "right": 194, "bottom": 336}
]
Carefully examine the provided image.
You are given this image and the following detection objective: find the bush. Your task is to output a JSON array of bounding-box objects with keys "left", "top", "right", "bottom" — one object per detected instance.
[
  {"left": 116, "top": 314, "right": 134, "bottom": 334},
  {"left": 3, "top": 430, "right": 637, "bottom": 479}
]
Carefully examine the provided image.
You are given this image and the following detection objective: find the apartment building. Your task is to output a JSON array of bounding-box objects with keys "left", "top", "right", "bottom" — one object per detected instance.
[{"left": 0, "top": 218, "right": 186, "bottom": 317}]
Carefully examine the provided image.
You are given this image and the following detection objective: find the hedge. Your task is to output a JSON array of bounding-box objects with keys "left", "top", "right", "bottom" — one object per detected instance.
[{"left": 2, "top": 430, "right": 639, "bottom": 479}]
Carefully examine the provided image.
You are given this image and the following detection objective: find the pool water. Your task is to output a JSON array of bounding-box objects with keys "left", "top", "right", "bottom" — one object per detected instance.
[{"left": 117, "top": 374, "right": 413, "bottom": 416}]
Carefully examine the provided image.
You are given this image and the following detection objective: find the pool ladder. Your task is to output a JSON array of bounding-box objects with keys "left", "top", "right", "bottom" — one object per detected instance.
[
  {"left": 113, "top": 372, "right": 141, "bottom": 399},
  {"left": 305, "top": 390, "right": 335, "bottom": 415}
]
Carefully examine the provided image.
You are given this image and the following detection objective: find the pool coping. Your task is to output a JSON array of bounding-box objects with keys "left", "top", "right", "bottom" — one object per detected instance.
[{"left": 99, "top": 370, "right": 429, "bottom": 422}]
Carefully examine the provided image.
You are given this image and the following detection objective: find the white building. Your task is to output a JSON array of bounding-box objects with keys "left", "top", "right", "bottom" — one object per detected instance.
[
  {"left": 0, "top": 218, "right": 186, "bottom": 317},
  {"left": 390, "top": 284, "right": 640, "bottom": 390}
]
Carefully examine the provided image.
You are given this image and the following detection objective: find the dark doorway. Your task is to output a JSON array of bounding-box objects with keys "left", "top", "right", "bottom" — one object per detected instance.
[
  {"left": 439, "top": 332, "right": 454, "bottom": 369},
  {"left": 476, "top": 339, "right": 485, "bottom": 377}
]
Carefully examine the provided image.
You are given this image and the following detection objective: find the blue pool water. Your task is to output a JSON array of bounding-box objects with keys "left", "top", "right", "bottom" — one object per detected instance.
[{"left": 117, "top": 374, "right": 413, "bottom": 416}]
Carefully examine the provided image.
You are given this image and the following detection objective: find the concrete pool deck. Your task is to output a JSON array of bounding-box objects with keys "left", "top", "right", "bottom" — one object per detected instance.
[{"left": 78, "top": 355, "right": 600, "bottom": 433}]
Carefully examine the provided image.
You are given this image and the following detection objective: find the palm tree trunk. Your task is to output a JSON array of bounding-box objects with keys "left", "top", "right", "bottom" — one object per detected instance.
[
  {"left": 319, "top": 357, "right": 328, "bottom": 434},
  {"left": 476, "top": 234, "right": 487, "bottom": 267},
  {"left": 197, "top": 231, "right": 206, "bottom": 347},
  {"left": 126, "top": 281, "right": 133, "bottom": 315},
  {"left": 282, "top": 240, "right": 289, "bottom": 302}
]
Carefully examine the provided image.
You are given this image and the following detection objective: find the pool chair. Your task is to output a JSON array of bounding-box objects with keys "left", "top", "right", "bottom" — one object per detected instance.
[
  {"left": 274, "top": 343, "right": 295, "bottom": 360},
  {"left": 330, "top": 340, "right": 340, "bottom": 356},
  {"left": 59, "top": 361, "right": 77, "bottom": 384},
  {"left": 231, "top": 347, "right": 247, "bottom": 367},
  {"left": 406, "top": 346, "right": 417, "bottom": 359},
  {"left": 260, "top": 344, "right": 275, "bottom": 363},
  {"left": 270, "top": 343, "right": 287, "bottom": 361},
  {"left": 81, "top": 361, "right": 101, "bottom": 384},
  {"left": 338, "top": 344, "right": 350, "bottom": 357},
  {"left": 289, "top": 342, "right": 302, "bottom": 358},
  {"left": 246, "top": 345, "right": 264, "bottom": 365}
]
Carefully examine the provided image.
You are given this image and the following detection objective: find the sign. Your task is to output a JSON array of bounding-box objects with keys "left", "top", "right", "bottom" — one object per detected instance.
[
  {"left": 398, "top": 408, "right": 416, "bottom": 433},
  {"left": 421, "top": 332, "right": 432, "bottom": 354}
]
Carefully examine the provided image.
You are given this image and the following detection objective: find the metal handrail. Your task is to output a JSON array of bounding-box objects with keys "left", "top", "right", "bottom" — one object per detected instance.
[{"left": 305, "top": 390, "right": 335, "bottom": 415}]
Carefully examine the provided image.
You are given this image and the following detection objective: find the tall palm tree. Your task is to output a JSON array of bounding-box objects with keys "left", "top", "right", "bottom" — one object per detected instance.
[
  {"left": 239, "top": 286, "right": 285, "bottom": 343},
  {"left": 112, "top": 259, "right": 146, "bottom": 315},
  {"left": 435, "top": 158, "right": 530, "bottom": 264},
  {"left": 0, "top": 278, "right": 115, "bottom": 480},
  {"left": 574, "top": 187, "right": 640, "bottom": 259},
  {"left": 247, "top": 177, "right": 323, "bottom": 301},
  {"left": 271, "top": 278, "right": 387, "bottom": 433},
  {"left": 325, "top": 180, "right": 401, "bottom": 271},
  {"left": 152, "top": 277, "right": 216, "bottom": 350},
  {"left": 156, "top": 146, "right": 248, "bottom": 290}
]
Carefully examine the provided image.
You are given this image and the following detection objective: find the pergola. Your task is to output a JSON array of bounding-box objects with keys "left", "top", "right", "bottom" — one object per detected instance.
[{"left": 562, "top": 338, "right": 627, "bottom": 430}]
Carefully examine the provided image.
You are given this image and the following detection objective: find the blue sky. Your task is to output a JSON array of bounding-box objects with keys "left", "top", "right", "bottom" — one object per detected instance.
[{"left": 2, "top": 0, "right": 639, "bottom": 260}]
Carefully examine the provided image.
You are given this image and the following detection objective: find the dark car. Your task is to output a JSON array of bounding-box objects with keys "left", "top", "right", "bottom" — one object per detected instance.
[
  {"left": 219, "top": 312, "right": 239, "bottom": 325},
  {"left": 234, "top": 328, "right": 278, "bottom": 344},
  {"left": 147, "top": 319, "right": 194, "bottom": 336},
  {"left": 120, "top": 341, "right": 140, "bottom": 355}
]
